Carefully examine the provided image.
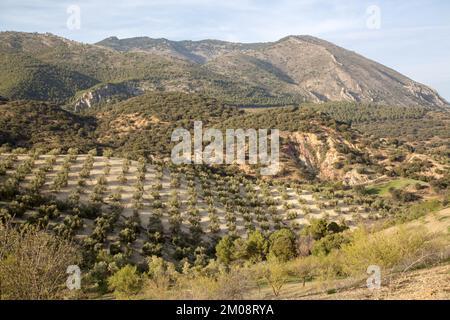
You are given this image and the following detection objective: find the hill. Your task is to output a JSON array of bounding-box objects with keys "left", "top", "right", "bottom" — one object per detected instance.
[
  {"left": 0, "top": 100, "right": 97, "bottom": 150},
  {"left": 0, "top": 96, "right": 448, "bottom": 300},
  {"left": 252, "top": 207, "right": 450, "bottom": 300},
  {"left": 0, "top": 32, "right": 290, "bottom": 108},
  {"left": 1, "top": 94, "right": 448, "bottom": 187}
]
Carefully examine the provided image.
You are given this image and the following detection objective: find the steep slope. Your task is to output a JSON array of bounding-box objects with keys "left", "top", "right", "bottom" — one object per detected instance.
[
  {"left": 0, "top": 32, "right": 188, "bottom": 83},
  {"left": 2, "top": 31, "right": 448, "bottom": 109},
  {"left": 96, "top": 36, "right": 260, "bottom": 63},
  {"left": 206, "top": 36, "right": 448, "bottom": 108},
  {"left": 0, "top": 32, "right": 205, "bottom": 104},
  {"left": 282, "top": 36, "right": 448, "bottom": 108},
  {"left": 0, "top": 52, "right": 98, "bottom": 102},
  {"left": 97, "top": 34, "right": 449, "bottom": 109},
  {"left": 219, "top": 107, "right": 376, "bottom": 183}
]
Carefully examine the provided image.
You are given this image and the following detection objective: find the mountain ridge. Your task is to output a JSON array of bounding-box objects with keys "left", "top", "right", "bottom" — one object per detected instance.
[
  {"left": 0, "top": 31, "right": 448, "bottom": 109},
  {"left": 95, "top": 33, "right": 449, "bottom": 109}
]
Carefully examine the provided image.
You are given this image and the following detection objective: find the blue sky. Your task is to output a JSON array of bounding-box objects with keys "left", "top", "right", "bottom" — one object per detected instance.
[{"left": 1, "top": 0, "right": 449, "bottom": 100}]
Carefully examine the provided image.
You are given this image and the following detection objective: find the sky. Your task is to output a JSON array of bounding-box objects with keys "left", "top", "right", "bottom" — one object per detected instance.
[{"left": 1, "top": 0, "right": 449, "bottom": 100}]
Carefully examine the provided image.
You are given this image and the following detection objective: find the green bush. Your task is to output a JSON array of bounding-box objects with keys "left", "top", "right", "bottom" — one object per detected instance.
[
  {"left": 311, "top": 233, "right": 349, "bottom": 256},
  {"left": 108, "top": 265, "right": 143, "bottom": 299},
  {"left": 246, "top": 230, "right": 269, "bottom": 263},
  {"left": 268, "top": 229, "right": 297, "bottom": 262},
  {"left": 340, "top": 226, "right": 443, "bottom": 276}
]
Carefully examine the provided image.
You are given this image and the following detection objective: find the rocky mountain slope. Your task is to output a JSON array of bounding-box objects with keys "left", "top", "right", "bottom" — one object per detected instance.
[
  {"left": 0, "top": 32, "right": 448, "bottom": 109},
  {"left": 97, "top": 34, "right": 449, "bottom": 109}
]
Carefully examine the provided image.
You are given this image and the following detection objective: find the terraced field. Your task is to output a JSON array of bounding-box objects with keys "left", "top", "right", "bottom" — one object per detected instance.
[{"left": 0, "top": 152, "right": 383, "bottom": 262}]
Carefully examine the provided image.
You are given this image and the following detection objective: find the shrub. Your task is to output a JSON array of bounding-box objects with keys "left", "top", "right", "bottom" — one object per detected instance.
[
  {"left": 311, "top": 233, "right": 350, "bottom": 256},
  {"left": 293, "top": 256, "right": 318, "bottom": 287},
  {"left": 246, "top": 230, "right": 269, "bottom": 263},
  {"left": 103, "top": 148, "right": 113, "bottom": 158},
  {"left": 389, "top": 188, "right": 420, "bottom": 203},
  {"left": 302, "top": 218, "right": 328, "bottom": 240},
  {"left": 255, "top": 260, "right": 288, "bottom": 297},
  {"left": 108, "top": 265, "right": 143, "bottom": 299},
  {"left": 0, "top": 222, "right": 81, "bottom": 299},
  {"left": 142, "top": 242, "right": 163, "bottom": 257},
  {"left": 396, "top": 199, "right": 442, "bottom": 222},
  {"left": 340, "top": 226, "right": 444, "bottom": 276}
]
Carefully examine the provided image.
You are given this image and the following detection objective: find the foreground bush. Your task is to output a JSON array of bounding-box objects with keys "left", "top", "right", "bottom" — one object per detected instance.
[
  {"left": 268, "top": 229, "right": 297, "bottom": 262},
  {"left": 0, "top": 222, "right": 81, "bottom": 299},
  {"left": 108, "top": 265, "right": 143, "bottom": 299},
  {"left": 340, "top": 226, "right": 446, "bottom": 275},
  {"left": 142, "top": 259, "right": 252, "bottom": 300},
  {"left": 289, "top": 225, "right": 448, "bottom": 283}
]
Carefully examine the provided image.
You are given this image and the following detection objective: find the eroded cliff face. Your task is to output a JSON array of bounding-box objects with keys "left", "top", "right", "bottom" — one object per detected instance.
[
  {"left": 285, "top": 132, "right": 344, "bottom": 181},
  {"left": 276, "top": 129, "right": 374, "bottom": 185},
  {"left": 73, "top": 82, "right": 144, "bottom": 112},
  {"left": 404, "top": 82, "right": 449, "bottom": 109}
]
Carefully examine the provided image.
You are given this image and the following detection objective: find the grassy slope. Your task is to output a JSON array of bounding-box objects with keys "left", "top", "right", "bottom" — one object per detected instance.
[
  {"left": 253, "top": 206, "right": 450, "bottom": 300},
  {"left": 366, "top": 178, "right": 429, "bottom": 196}
]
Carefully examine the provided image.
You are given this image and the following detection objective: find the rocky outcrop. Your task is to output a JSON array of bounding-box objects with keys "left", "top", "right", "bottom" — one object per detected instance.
[
  {"left": 286, "top": 132, "right": 345, "bottom": 181},
  {"left": 278, "top": 130, "right": 376, "bottom": 185},
  {"left": 73, "top": 82, "right": 144, "bottom": 112}
]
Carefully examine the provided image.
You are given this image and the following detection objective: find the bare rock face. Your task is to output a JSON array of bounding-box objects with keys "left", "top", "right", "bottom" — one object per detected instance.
[
  {"left": 285, "top": 131, "right": 352, "bottom": 182},
  {"left": 97, "top": 35, "right": 449, "bottom": 109},
  {"left": 282, "top": 36, "right": 449, "bottom": 109},
  {"left": 256, "top": 129, "right": 377, "bottom": 185},
  {"left": 73, "top": 82, "right": 144, "bottom": 112}
]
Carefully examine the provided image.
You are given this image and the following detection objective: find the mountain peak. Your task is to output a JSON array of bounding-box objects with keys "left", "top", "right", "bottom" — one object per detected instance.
[
  {"left": 104, "top": 36, "right": 119, "bottom": 41},
  {"left": 90, "top": 34, "right": 450, "bottom": 109},
  {"left": 278, "top": 34, "right": 320, "bottom": 41}
]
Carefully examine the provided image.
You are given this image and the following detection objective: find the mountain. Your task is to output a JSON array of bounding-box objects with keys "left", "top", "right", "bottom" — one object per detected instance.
[
  {"left": 0, "top": 31, "right": 448, "bottom": 109},
  {"left": 97, "top": 35, "right": 449, "bottom": 109},
  {"left": 0, "top": 32, "right": 285, "bottom": 108},
  {"left": 95, "top": 36, "right": 263, "bottom": 63}
]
